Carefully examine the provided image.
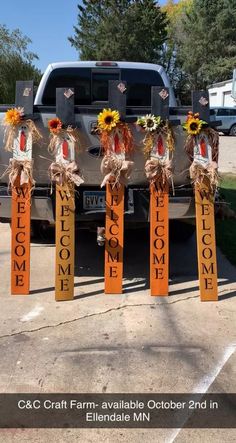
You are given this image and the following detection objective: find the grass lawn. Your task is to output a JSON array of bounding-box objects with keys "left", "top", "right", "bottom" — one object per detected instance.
[{"left": 216, "top": 174, "right": 236, "bottom": 266}]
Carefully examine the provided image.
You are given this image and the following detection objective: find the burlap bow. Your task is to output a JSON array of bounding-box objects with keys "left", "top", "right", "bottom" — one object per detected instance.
[
  {"left": 145, "top": 158, "right": 173, "bottom": 189},
  {"left": 100, "top": 155, "right": 134, "bottom": 188},
  {"left": 49, "top": 161, "right": 84, "bottom": 187},
  {"left": 1, "top": 158, "right": 35, "bottom": 190},
  {"left": 190, "top": 161, "right": 219, "bottom": 195}
]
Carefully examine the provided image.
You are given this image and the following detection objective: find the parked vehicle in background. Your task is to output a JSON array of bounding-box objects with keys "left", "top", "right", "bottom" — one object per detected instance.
[{"left": 211, "top": 107, "right": 236, "bottom": 136}]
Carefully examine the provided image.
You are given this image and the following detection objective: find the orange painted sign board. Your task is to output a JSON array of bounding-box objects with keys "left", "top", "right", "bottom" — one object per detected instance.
[
  {"left": 104, "top": 182, "right": 124, "bottom": 294},
  {"left": 11, "top": 177, "right": 31, "bottom": 295},
  {"left": 150, "top": 182, "right": 169, "bottom": 296},
  {"left": 195, "top": 183, "right": 218, "bottom": 301},
  {"left": 55, "top": 183, "right": 75, "bottom": 301}
]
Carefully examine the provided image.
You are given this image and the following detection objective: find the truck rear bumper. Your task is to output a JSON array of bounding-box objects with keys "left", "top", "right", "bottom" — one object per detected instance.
[{"left": 0, "top": 185, "right": 195, "bottom": 223}]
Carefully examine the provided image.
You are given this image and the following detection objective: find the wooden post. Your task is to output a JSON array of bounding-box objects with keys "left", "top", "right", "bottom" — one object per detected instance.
[
  {"left": 104, "top": 81, "right": 127, "bottom": 294},
  {"left": 195, "top": 182, "right": 218, "bottom": 301},
  {"left": 104, "top": 182, "right": 124, "bottom": 294},
  {"left": 150, "top": 182, "right": 169, "bottom": 296},
  {"left": 11, "top": 178, "right": 31, "bottom": 295},
  {"left": 55, "top": 87, "right": 75, "bottom": 301},
  {"left": 192, "top": 91, "right": 218, "bottom": 301},
  {"left": 11, "top": 81, "right": 34, "bottom": 295},
  {"left": 55, "top": 183, "right": 75, "bottom": 301},
  {"left": 150, "top": 86, "right": 170, "bottom": 296}
]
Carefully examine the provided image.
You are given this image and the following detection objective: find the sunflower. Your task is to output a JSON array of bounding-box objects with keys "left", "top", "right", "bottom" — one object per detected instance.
[
  {"left": 98, "top": 108, "right": 120, "bottom": 132},
  {"left": 48, "top": 117, "right": 62, "bottom": 134},
  {"left": 4, "top": 107, "right": 24, "bottom": 126},
  {"left": 137, "top": 114, "right": 161, "bottom": 132},
  {"left": 185, "top": 117, "right": 203, "bottom": 135}
]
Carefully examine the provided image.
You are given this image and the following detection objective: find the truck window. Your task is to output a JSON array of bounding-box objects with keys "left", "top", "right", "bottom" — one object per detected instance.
[
  {"left": 42, "top": 68, "right": 91, "bottom": 105},
  {"left": 92, "top": 72, "right": 119, "bottom": 102},
  {"left": 121, "top": 69, "right": 164, "bottom": 106},
  {"left": 42, "top": 66, "right": 164, "bottom": 107}
]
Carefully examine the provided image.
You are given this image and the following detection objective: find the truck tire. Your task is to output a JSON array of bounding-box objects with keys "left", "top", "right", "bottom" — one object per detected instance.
[{"left": 229, "top": 124, "right": 236, "bottom": 136}]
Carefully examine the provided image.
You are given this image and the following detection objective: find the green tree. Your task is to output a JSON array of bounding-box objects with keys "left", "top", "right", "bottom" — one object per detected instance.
[
  {"left": 162, "top": 0, "right": 193, "bottom": 103},
  {"left": 69, "top": 0, "right": 168, "bottom": 63},
  {"left": 176, "top": 0, "right": 236, "bottom": 90},
  {"left": 0, "top": 25, "right": 41, "bottom": 103}
]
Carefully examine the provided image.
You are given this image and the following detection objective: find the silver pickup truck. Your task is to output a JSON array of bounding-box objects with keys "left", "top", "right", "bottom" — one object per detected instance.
[{"left": 0, "top": 61, "right": 195, "bottom": 235}]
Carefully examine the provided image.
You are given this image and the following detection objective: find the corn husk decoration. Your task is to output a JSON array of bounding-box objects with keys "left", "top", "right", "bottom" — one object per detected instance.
[
  {"left": 3, "top": 107, "right": 42, "bottom": 153},
  {"left": 183, "top": 112, "right": 219, "bottom": 194},
  {"left": 97, "top": 108, "right": 133, "bottom": 187},
  {"left": 0, "top": 158, "right": 35, "bottom": 194},
  {"left": 136, "top": 114, "right": 175, "bottom": 189},
  {"left": 48, "top": 118, "right": 83, "bottom": 192}
]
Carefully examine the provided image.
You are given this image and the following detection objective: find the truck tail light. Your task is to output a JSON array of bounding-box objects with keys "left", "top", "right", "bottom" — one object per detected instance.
[{"left": 95, "top": 62, "right": 118, "bottom": 67}]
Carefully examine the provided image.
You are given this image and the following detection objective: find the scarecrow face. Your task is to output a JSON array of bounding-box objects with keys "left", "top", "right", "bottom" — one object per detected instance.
[
  {"left": 194, "top": 134, "right": 212, "bottom": 165},
  {"left": 13, "top": 124, "right": 32, "bottom": 160},
  {"left": 151, "top": 133, "right": 169, "bottom": 162},
  {"left": 111, "top": 128, "right": 125, "bottom": 160},
  {"left": 56, "top": 134, "right": 75, "bottom": 164}
]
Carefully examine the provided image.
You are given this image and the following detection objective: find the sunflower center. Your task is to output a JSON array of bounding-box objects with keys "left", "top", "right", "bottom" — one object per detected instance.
[
  {"left": 105, "top": 116, "right": 113, "bottom": 124},
  {"left": 190, "top": 122, "right": 198, "bottom": 131},
  {"left": 146, "top": 119, "right": 154, "bottom": 127}
]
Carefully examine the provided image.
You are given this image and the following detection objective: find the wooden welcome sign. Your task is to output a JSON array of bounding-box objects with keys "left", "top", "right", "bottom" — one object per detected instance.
[
  {"left": 192, "top": 91, "right": 218, "bottom": 301},
  {"left": 11, "top": 81, "right": 34, "bottom": 295},
  {"left": 150, "top": 87, "right": 170, "bottom": 296},
  {"left": 104, "top": 80, "right": 127, "bottom": 294},
  {"left": 54, "top": 88, "right": 75, "bottom": 301},
  {"left": 104, "top": 182, "right": 124, "bottom": 293}
]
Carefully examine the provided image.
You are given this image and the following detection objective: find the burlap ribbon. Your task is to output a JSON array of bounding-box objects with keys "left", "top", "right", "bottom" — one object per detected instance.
[
  {"left": 190, "top": 161, "right": 219, "bottom": 195},
  {"left": 49, "top": 161, "right": 84, "bottom": 187},
  {"left": 100, "top": 155, "right": 134, "bottom": 188},
  {"left": 145, "top": 158, "right": 173, "bottom": 189},
  {"left": 1, "top": 158, "right": 35, "bottom": 190}
]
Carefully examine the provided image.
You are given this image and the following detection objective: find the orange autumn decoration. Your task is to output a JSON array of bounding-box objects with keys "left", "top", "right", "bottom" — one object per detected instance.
[
  {"left": 97, "top": 108, "right": 133, "bottom": 155},
  {"left": 183, "top": 112, "right": 219, "bottom": 194},
  {"left": 3, "top": 107, "right": 42, "bottom": 152},
  {"left": 97, "top": 108, "right": 133, "bottom": 187},
  {"left": 48, "top": 117, "right": 63, "bottom": 134},
  {"left": 47, "top": 118, "right": 80, "bottom": 156}
]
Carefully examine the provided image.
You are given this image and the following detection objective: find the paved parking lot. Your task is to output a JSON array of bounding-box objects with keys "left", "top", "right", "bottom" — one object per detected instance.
[
  {"left": 218, "top": 135, "right": 236, "bottom": 174},
  {"left": 0, "top": 220, "right": 235, "bottom": 442}
]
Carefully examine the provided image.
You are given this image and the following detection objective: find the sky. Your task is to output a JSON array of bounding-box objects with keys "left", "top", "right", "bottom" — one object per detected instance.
[{"left": 1, "top": 0, "right": 174, "bottom": 72}]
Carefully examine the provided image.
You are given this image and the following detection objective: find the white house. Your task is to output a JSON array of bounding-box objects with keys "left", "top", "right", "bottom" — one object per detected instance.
[{"left": 208, "top": 78, "right": 236, "bottom": 107}]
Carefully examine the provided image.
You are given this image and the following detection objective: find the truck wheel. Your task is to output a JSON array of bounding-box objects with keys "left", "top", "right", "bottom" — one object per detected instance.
[
  {"left": 170, "top": 220, "right": 196, "bottom": 243},
  {"left": 229, "top": 124, "right": 236, "bottom": 136}
]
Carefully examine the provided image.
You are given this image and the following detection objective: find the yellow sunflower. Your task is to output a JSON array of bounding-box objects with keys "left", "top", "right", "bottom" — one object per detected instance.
[
  {"left": 4, "top": 107, "right": 24, "bottom": 126},
  {"left": 98, "top": 108, "right": 120, "bottom": 132},
  {"left": 185, "top": 117, "right": 202, "bottom": 135}
]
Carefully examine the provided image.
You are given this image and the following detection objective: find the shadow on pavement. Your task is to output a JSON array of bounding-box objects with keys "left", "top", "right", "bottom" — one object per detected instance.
[{"left": 30, "top": 226, "right": 235, "bottom": 300}]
